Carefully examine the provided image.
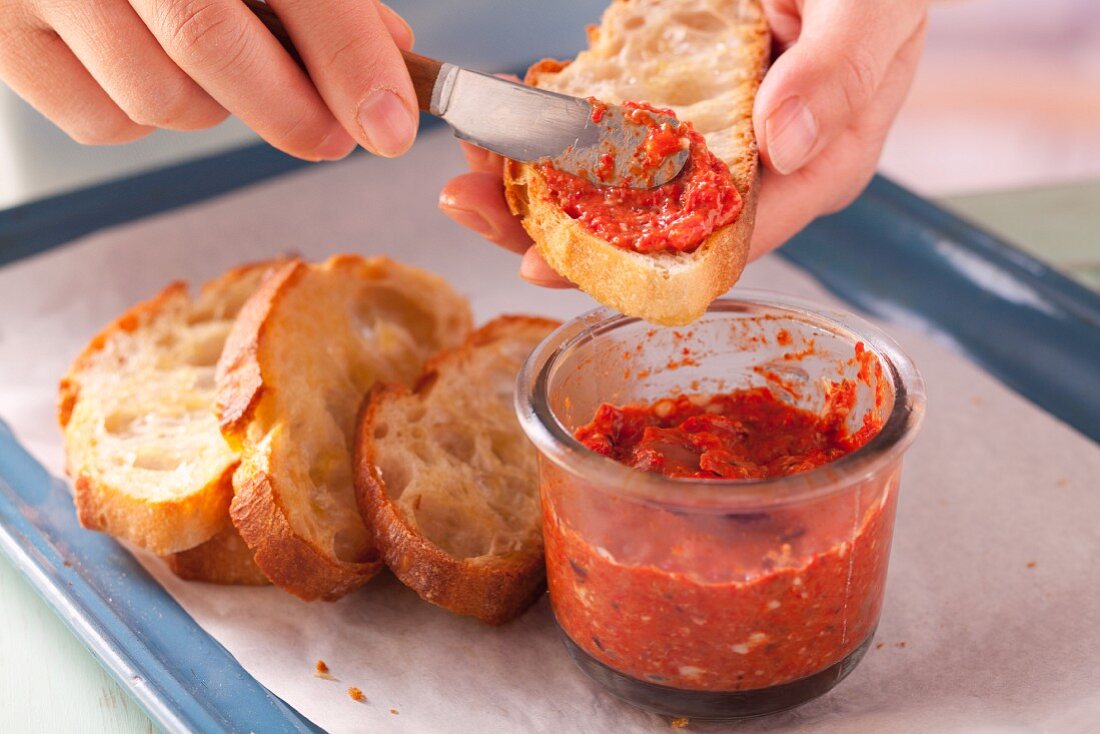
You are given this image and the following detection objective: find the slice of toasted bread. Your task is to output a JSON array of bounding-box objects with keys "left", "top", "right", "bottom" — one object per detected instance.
[
  {"left": 163, "top": 526, "right": 270, "bottom": 585},
  {"left": 354, "top": 316, "right": 559, "bottom": 624},
  {"left": 504, "top": 0, "right": 769, "bottom": 326},
  {"left": 58, "top": 261, "right": 281, "bottom": 555},
  {"left": 217, "top": 255, "right": 473, "bottom": 601}
]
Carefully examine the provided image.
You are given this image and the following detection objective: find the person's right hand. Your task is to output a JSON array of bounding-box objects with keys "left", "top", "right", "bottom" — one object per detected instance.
[{"left": 0, "top": 0, "right": 419, "bottom": 160}]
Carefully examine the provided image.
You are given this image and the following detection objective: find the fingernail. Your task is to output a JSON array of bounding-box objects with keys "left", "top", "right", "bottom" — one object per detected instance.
[
  {"left": 765, "top": 97, "right": 817, "bottom": 175},
  {"left": 357, "top": 88, "right": 417, "bottom": 157},
  {"left": 439, "top": 203, "right": 498, "bottom": 240}
]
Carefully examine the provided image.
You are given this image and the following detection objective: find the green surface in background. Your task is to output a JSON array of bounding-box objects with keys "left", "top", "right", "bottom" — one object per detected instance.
[{"left": 942, "top": 181, "right": 1100, "bottom": 291}]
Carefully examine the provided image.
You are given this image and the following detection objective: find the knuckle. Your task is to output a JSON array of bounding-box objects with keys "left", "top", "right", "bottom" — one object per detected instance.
[
  {"left": 159, "top": 0, "right": 252, "bottom": 75},
  {"left": 0, "top": 0, "right": 37, "bottom": 32},
  {"left": 837, "top": 46, "right": 880, "bottom": 118},
  {"left": 274, "top": 108, "right": 337, "bottom": 155},
  {"left": 320, "top": 34, "right": 382, "bottom": 80},
  {"left": 124, "top": 79, "right": 224, "bottom": 130}
]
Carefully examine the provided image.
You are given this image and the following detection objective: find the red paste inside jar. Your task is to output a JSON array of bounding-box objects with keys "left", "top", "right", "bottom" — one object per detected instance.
[
  {"left": 574, "top": 386, "right": 880, "bottom": 480},
  {"left": 537, "top": 101, "right": 742, "bottom": 255},
  {"left": 543, "top": 345, "right": 894, "bottom": 692}
]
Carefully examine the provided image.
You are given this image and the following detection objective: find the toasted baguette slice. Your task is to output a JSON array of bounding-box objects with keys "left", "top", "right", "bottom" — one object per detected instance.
[
  {"left": 164, "top": 526, "right": 270, "bottom": 585},
  {"left": 355, "top": 316, "right": 559, "bottom": 624},
  {"left": 217, "top": 255, "right": 473, "bottom": 601},
  {"left": 58, "top": 261, "right": 281, "bottom": 555},
  {"left": 504, "top": 0, "right": 768, "bottom": 326}
]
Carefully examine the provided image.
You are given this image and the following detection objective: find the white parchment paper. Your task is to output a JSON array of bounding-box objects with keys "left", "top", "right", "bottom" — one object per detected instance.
[{"left": 1, "top": 129, "right": 1097, "bottom": 734}]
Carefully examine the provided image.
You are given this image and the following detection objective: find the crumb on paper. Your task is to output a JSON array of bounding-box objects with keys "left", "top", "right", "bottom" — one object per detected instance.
[
  {"left": 670, "top": 717, "right": 689, "bottom": 728},
  {"left": 1027, "top": 561, "right": 1037, "bottom": 569},
  {"left": 876, "top": 642, "right": 885, "bottom": 650},
  {"left": 347, "top": 687, "right": 366, "bottom": 703},
  {"left": 390, "top": 708, "right": 399, "bottom": 715},
  {"left": 314, "top": 660, "right": 335, "bottom": 680},
  {"left": 971, "top": 395, "right": 984, "bottom": 406},
  {"left": 895, "top": 641, "right": 907, "bottom": 649},
  {"left": 1057, "top": 479, "right": 1068, "bottom": 488}
]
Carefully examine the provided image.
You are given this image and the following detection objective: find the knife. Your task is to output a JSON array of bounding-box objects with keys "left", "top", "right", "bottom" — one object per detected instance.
[{"left": 242, "top": 0, "right": 689, "bottom": 189}]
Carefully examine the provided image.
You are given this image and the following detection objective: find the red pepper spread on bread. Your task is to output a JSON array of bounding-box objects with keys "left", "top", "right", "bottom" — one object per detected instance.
[
  {"left": 543, "top": 345, "right": 893, "bottom": 692},
  {"left": 537, "top": 101, "right": 742, "bottom": 255}
]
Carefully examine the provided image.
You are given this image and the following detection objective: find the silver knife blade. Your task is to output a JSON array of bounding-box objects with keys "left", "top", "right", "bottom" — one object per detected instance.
[{"left": 432, "top": 65, "right": 690, "bottom": 189}]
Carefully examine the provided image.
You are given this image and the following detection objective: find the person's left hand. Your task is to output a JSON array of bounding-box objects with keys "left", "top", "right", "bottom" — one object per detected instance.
[{"left": 438, "top": 1, "right": 928, "bottom": 287}]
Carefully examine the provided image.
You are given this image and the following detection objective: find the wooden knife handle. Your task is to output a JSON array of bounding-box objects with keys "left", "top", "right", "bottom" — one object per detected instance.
[
  {"left": 240, "top": 0, "right": 437, "bottom": 112},
  {"left": 401, "top": 52, "right": 442, "bottom": 113}
]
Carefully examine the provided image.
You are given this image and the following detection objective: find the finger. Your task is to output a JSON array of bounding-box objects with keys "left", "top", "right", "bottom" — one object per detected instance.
[
  {"left": 749, "top": 21, "right": 927, "bottom": 259},
  {"left": 42, "top": 0, "right": 226, "bottom": 131},
  {"left": 520, "top": 249, "right": 573, "bottom": 289},
  {"left": 269, "top": 0, "right": 417, "bottom": 157},
  {"left": 460, "top": 141, "right": 505, "bottom": 175},
  {"left": 761, "top": 0, "right": 802, "bottom": 51},
  {"left": 0, "top": 21, "right": 152, "bottom": 144},
  {"left": 132, "top": 0, "right": 355, "bottom": 160},
  {"left": 439, "top": 172, "right": 533, "bottom": 254},
  {"left": 754, "top": 0, "right": 927, "bottom": 175},
  {"left": 376, "top": 2, "right": 415, "bottom": 51}
]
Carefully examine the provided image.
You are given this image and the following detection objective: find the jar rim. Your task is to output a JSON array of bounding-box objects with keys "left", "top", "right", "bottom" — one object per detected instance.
[{"left": 514, "top": 291, "right": 927, "bottom": 510}]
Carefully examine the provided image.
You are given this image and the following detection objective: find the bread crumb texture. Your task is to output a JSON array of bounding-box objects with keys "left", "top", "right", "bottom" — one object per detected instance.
[{"left": 59, "top": 261, "right": 282, "bottom": 555}]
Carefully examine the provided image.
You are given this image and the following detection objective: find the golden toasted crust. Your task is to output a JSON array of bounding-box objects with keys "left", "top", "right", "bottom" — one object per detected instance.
[
  {"left": 71, "top": 457, "right": 235, "bottom": 555},
  {"left": 504, "top": 0, "right": 769, "bottom": 326},
  {"left": 231, "top": 467, "right": 379, "bottom": 599},
  {"left": 355, "top": 316, "right": 559, "bottom": 624},
  {"left": 216, "top": 261, "right": 305, "bottom": 440},
  {"left": 164, "top": 526, "right": 269, "bottom": 586},
  {"left": 59, "top": 262, "right": 281, "bottom": 555},
  {"left": 217, "top": 255, "right": 474, "bottom": 601}
]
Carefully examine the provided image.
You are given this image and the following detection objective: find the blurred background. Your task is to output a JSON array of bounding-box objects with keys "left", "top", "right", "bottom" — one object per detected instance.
[{"left": 1, "top": 0, "right": 1097, "bottom": 274}]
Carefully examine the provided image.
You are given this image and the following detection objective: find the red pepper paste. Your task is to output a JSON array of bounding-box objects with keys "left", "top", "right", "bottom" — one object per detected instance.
[
  {"left": 574, "top": 387, "right": 877, "bottom": 480},
  {"left": 538, "top": 101, "right": 742, "bottom": 255},
  {"left": 544, "top": 366, "right": 893, "bottom": 692}
]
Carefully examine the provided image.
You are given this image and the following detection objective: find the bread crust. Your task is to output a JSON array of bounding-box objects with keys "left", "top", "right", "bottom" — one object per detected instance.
[
  {"left": 216, "top": 260, "right": 305, "bottom": 440},
  {"left": 217, "top": 255, "right": 473, "bottom": 601},
  {"left": 164, "top": 526, "right": 270, "bottom": 586},
  {"left": 231, "top": 465, "right": 381, "bottom": 600},
  {"left": 504, "top": 0, "right": 769, "bottom": 326},
  {"left": 355, "top": 316, "right": 559, "bottom": 624},
  {"left": 70, "top": 455, "right": 235, "bottom": 555},
  {"left": 59, "top": 262, "right": 281, "bottom": 555}
]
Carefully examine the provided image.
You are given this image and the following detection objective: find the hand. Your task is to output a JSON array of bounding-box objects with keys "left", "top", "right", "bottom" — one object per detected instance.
[
  {"left": 0, "top": 0, "right": 419, "bottom": 160},
  {"left": 439, "top": 1, "right": 928, "bottom": 286}
]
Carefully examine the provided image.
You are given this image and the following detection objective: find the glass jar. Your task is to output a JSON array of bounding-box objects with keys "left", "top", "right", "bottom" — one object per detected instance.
[{"left": 516, "top": 293, "right": 925, "bottom": 720}]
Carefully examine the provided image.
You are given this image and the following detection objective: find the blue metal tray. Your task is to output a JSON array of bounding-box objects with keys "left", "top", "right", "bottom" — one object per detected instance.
[{"left": 1, "top": 142, "right": 1098, "bottom": 734}]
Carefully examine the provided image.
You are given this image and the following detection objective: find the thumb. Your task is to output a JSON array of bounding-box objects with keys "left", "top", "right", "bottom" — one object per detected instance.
[{"left": 754, "top": 1, "right": 925, "bottom": 175}]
